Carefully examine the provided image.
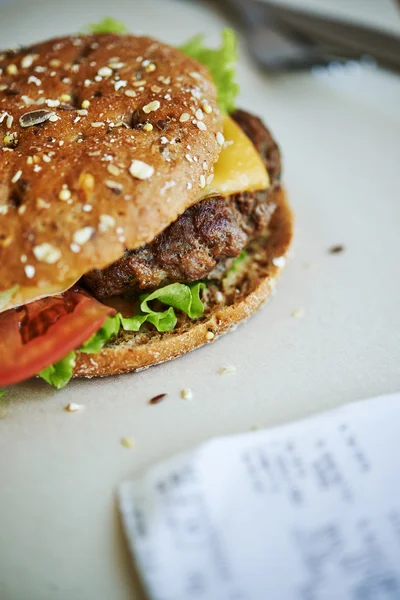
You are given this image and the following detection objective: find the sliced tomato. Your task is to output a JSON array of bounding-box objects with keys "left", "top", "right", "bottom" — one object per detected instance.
[{"left": 0, "top": 286, "right": 115, "bottom": 387}]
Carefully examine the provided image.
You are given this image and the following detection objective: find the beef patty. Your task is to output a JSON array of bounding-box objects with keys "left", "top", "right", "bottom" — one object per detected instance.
[{"left": 82, "top": 110, "right": 281, "bottom": 299}]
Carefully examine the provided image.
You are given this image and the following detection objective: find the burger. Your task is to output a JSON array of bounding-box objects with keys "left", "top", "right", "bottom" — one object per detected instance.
[{"left": 0, "top": 23, "right": 293, "bottom": 389}]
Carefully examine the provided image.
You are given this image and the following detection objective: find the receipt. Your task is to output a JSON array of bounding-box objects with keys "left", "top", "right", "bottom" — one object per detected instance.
[{"left": 119, "top": 393, "right": 400, "bottom": 600}]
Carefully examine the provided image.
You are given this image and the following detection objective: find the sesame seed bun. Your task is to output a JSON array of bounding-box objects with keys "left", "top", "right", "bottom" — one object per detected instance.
[
  {"left": 73, "top": 186, "right": 293, "bottom": 378},
  {"left": 0, "top": 34, "right": 222, "bottom": 292}
]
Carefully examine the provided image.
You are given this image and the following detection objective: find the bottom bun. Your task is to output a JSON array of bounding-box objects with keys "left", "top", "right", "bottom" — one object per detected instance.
[{"left": 74, "top": 186, "right": 293, "bottom": 378}]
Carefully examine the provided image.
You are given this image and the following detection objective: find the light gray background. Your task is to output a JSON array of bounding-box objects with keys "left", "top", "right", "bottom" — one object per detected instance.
[{"left": 0, "top": 1, "right": 399, "bottom": 600}]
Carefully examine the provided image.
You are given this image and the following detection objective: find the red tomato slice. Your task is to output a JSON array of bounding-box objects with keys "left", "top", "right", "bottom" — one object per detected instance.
[{"left": 0, "top": 286, "right": 115, "bottom": 387}]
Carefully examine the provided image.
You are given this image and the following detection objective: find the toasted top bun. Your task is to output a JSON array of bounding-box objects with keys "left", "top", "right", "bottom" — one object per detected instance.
[{"left": 0, "top": 34, "right": 222, "bottom": 292}]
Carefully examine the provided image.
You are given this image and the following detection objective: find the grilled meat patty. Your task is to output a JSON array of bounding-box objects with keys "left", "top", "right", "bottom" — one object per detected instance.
[{"left": 82, "top": 110, "right": 281, "bottom": 299}]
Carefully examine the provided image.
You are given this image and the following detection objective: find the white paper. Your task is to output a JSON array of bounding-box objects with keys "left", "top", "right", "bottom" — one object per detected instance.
[{"left": 119, "top": 393, "right": 400, "bottom": 600}]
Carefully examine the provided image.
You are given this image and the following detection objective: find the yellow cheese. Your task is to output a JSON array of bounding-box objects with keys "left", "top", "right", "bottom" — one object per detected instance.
[
  {"left": 0, "top": 116, "right": 269, "bottom": 313},
  {"left": 201, "top": 115, "right": 270, "bottom": 199}
]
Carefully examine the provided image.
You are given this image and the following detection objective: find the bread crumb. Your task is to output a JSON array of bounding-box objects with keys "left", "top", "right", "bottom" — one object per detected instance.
[
  {"left": 121, "top": 436, "right": 135, "bottom": 448},
  {"left": 65, "top": 403, "right": 84, "bottom": 412},
  {"left": 291, "top": 307, "right": 305, "bottom": 319},
  {"left": 219, "top": 365, "right": 237, "bottom": 375},
  {"left": 181, "top": 388, "right": 193, "bottom": 400}
]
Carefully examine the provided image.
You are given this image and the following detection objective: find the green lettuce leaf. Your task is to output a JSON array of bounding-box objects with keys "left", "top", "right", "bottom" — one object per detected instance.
[
  {"left": 38, "top": 282, "right": 206, "bottom": 389},
  {"left": 0, "top": 285, "right": 19, "bottom": 311},
  {"left": 0, "top": 390, "right": 4, "bottom": 400},
  {"left": 39, "top": 352, "right": 77, "bottom": 390},
  {"left": 225, "top": 250, "right": 248, "bottom": 277},
  {"left": 180, "top": 29, "right": 239, "bottom": 114},
  {"left": 84, "top": 17, "right": 127, "bottom": 34},
  {"left": 80, "top": 314, "right": 121, "bottom": 354}
]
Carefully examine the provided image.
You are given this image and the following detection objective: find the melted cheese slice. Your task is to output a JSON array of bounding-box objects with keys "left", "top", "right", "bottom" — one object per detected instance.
[
  {"left": 1, "top": 116, "right": 270, "bottom": 313},
  {"left": 201, "top": 115, "right": 270, "bottom": 199}
]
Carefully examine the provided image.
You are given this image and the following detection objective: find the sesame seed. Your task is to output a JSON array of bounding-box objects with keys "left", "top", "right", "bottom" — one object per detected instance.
[
  {"left": 91, "top": 122, "right": 105, "bottom": 128},
  {"left": 121, "top": 436, "right": 135, "bottom": 449},
  {"left": 114, "top": 80, "right": 127, "bottom": 91},
  {"left": 73, "top": 226, "right": 94, "bottom": 246},
  {"left": 49, "top": 58, "right": 61, "bottom": 68},
  {"left": 129, "top": 160, "right": 154, "bottom": 180},
  {"left": 59, "top": 189, "right": 71, "bottom": 202},
  {"left": 99, "top": 214, "right": 116, "bottom": 232},
  {"left": 10, "top": 169, "right": 22, "bottom": 184},
  {"left": 28, "top": 75, "right": 41, "bottom": 86},
  {"left": 133, "top": 79, "right": 147, "bottom": 87},
  {"left": 160, "top": 136, "right": 168, "bottom": 144},
  {"left": 190, "top": 71, "right": 202, "bottom": 80},
  {"left": 195, "top": 108, "right": 204, "bottom": 120},
  {"left": 206, "top": 331, "right": 215, "bottom": 340},
  {"left": 82, "top": 204, "right": 92, "bottom": 212},
  {"left": 81, "top": 99, "right": 91, "bottom": 109},
  {"left": 219, "top": 365, "right": 237, "bottom": 375},
  {"left": 6, "top": 64, "right": 18, "bottom": 76},
  {"left": 108, "top": 61, "right": 126, "bottom": 69},
  {"left": 187, "top": 182, "right": 192, "bottom": 190},
  {"left": 59, "top": 93, "right": 72, "bottom": 103},
  {"left": 143, "top": 122, "right": 153, "bottom": 132},
  {"left": 94, "top": 75, "right": 102, "bottom": 82},
  {"left": 145, "top": 63, "right": 156, "bottom": 72},
  {"left": 26, "top": 156, "right": 33, "bottom": 165},
  {"left": 0, "top": 206, "right": 8, "bottom": 215},
  {"left": 143, "top": 100, "right": 161, "bottom": 114},
  {"left": 33, "top": 243, "right": 61, "bottom": 264},
  {"left": 24, "top": 265, "right": 35, "bottom": 279},
  {"left": 179, "top": 112, "right": 190, "bottom": 122},
  {"left": 3, "top": 132, "right": 18, "bottom": 148},
  {"left": 216, "top": 132, "right": 225, "bottom": 146},
  {"left": 181, "top": 388, "right": 193, "bottom": 400},
  {"left": 206, "top": 174, "right": 214, "bottom": 185},
  {"left": 46, "top": 99, "right": 60, "bottom": 108},
  {"left": 77, "top": 109, "right": 88, "bottom": 116},
  {"left": 18, "top": 205, "right": 26, "bottom": 215},
  {"left": 21, "top": 54, "right": 38, "bottom": 68},
  {"left": 291, "top": 308, "right": 305, "bottom": 319},
  {"left": 124, "top": 89, "right": 137, "bottom": 98},
  {"left": 84, "top": 79, "right": 92, "bottom": 87},
  {"left": 105, "top": 180, "right": 123, "bottom": 191},
  {"left": 185, "top": 154, "right": 193, "bottom": 162},
  {"left": 70, "top": 243, "right": 81, "bottom": 253},
  {"left": 200, "top": 174, "right": 206, "bottom": 188},
  {"left": 142, "top": 59, "right": 151, "bottom": 67},
  {"left": 197, "top": 121, "right": 207, "bottom": 131},
  {"left": 202, "top": 103, "right": 212, "bottom": 114},
  {"left": 98, "top": 66, "right": 113, "bottom": 78},
  {"left": 65, "top": 403, "right": 84, "bottom": 412},
  {"left": 215, "top": 291, "right": 224, "bottom": 302},
  {"left": 48, "top": 115, "right": 60, "bottom": 122},
  {"left": 107, "top": 164, "right": 120, "bottom": 177},
  {"left": 20, "top": 254, "right": 27, "bottom": 263}
]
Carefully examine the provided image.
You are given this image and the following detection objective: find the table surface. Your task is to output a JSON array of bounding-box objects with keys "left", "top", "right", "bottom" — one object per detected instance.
[{"left": 0, "top": 1, "right": 399, "bottom": 599}]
